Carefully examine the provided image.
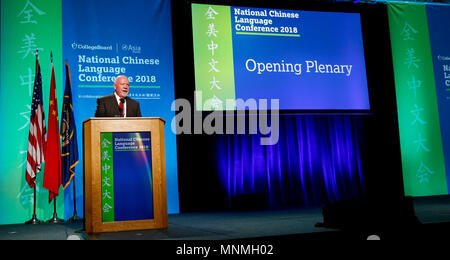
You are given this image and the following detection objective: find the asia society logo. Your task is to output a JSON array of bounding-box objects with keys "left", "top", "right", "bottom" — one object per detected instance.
[{"left": 122, "top": 44, "right": 142, "bottom": 54}]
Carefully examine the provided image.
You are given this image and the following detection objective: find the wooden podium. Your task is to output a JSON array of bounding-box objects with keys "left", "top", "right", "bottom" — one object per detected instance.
[{"left": 83, "top": 117, "right": 167, "bottom": 233}]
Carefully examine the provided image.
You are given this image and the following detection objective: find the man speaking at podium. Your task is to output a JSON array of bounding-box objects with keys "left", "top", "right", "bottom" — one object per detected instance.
[{"left": 95, "top": 75, "right": 142, "bottom": 117}]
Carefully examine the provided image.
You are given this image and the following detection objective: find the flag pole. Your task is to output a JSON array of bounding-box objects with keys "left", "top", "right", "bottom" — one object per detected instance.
[
  {"left": 68, "top": 178, "right": 82, "bottom": 222},
  {"left": 46, "top": 195, "right": 64, "bottom": 223},
  {"left": 25, "top": 186, "right": 42, "bottom": 224},
  {"left": 45, "top": 52, "right": 64, "bottom": 224},
  {"left": 25, "top": 50, "right": 43, "bottom": 225},
  {"left": 62, "top": 59, "right": 82, "bottom": 222}
]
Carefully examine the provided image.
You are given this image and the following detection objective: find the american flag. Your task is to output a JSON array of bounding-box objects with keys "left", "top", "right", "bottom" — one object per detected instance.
[{"left": 26, "top": 53, "right": 47, "bottom": 188}]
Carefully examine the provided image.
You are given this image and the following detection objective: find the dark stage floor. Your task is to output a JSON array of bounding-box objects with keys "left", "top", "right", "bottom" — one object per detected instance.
[
  {"left": 88, "top": 206, "right": 332, "bottom": 240},
  {"left": 1, "top": 196, "right": 450, "bottom": 241}
]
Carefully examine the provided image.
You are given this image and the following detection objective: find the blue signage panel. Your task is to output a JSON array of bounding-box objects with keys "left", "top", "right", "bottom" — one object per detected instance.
[{"left": 101, "top": 132, "right": 154, "bottom": 222}]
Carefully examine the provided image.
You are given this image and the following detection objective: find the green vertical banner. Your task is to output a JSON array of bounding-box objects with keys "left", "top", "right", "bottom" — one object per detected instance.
[
  {"left": 388, "top": 3, "right": 448, "bottom": 196},
  {"left": 192, "top": 3, "right": 236, "bottom": 111},
  {"left": 100, "top": 132, "right": 115, "bottom": 222},
  {"left": 0, "top": 0, "right": 63, "bottom": 224}
]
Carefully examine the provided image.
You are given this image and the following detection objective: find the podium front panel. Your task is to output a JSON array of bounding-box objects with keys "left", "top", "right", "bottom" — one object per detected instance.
[
  {"left": 100, "top": 132, "right": 154, "bottom": 223},
  {"left": 83, "top": 117, "right": 167, "bottom": 233}
]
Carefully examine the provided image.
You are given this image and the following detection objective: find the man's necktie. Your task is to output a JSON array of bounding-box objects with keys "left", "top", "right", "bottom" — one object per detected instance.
[{"left": 119, "top": 98, "right": 125, "bottom": 117}]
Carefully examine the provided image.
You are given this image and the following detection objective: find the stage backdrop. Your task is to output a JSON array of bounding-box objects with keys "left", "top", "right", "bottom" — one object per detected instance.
[
  {"left": 0, "top": 0, "right": 179, "bottom": 225},
  {"left": 0, "top": 0, "right": 64, "bottom": 224},
  {"left": 388, "top": 3, "right": 450, "bottom": 196}
]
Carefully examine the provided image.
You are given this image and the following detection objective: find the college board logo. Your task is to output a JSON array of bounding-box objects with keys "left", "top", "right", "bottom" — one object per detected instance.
[{"left": 71, "top": 42, "right": 112, "bottom": 51}]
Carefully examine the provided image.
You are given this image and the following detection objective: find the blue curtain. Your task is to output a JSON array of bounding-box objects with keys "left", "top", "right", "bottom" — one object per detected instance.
[{"left": 216, "top": 115, "right": 366, "bottom": 208}]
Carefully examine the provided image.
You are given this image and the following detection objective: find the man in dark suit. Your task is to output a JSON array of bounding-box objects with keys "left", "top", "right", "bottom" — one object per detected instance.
[{"left": 95, "top": 75, "right": 142, "bottom": 117}]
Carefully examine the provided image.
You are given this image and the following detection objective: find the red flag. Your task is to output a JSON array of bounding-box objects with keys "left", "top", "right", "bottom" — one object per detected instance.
[
  {"left": 43, "top": 58, "right": 62, "bottom": 203},
  {"left": 26, "top": 53, "right": 47, "bottom": 188}
]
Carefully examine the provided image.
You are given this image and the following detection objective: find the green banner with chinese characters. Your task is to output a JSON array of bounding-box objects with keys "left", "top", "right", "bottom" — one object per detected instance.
[
  {"left": 100, "top": 132, "right": 115, "bottom": 222},
  {"left": 388, "top": 3, "right": 448, "bottom": 196},
  {"left": 0, "top": 0, "right": 63, "bottom": 224},
  {"left": 192, "top": 3, "right": 236, "bottom": 110}
]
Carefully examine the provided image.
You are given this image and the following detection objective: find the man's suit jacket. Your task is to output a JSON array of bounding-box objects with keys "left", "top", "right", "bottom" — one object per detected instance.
[{"left": 95, "top": 93, "right": 142, "bottom": 117}]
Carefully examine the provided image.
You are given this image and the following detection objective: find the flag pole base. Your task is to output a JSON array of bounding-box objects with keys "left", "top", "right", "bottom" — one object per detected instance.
[
  {"left": 25, "top": 186, "right": 42, "bottom": 224},
  {"left": 67, "top": 214, "right": 83, "bottom": 222},
  {"left": 25, "top": 215, "right": 43, "bottom": 225},
  {"left": 46, "top": 216, "right": 64, "bottom": 224},
  {"left": 46, "top": 213, "right": 64, "bottom": 224},
  {"left": 47, "top": 195, "right": 64, "bottom": 223}
]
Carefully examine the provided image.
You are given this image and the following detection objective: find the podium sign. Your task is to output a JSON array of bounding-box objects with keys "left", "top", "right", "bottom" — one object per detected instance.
[
  {"left": 83, "top": 118, "right": 167, "bottom": 233},
  {"left": 100, "top": 132, "right": 154, "bottom": 222}
]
